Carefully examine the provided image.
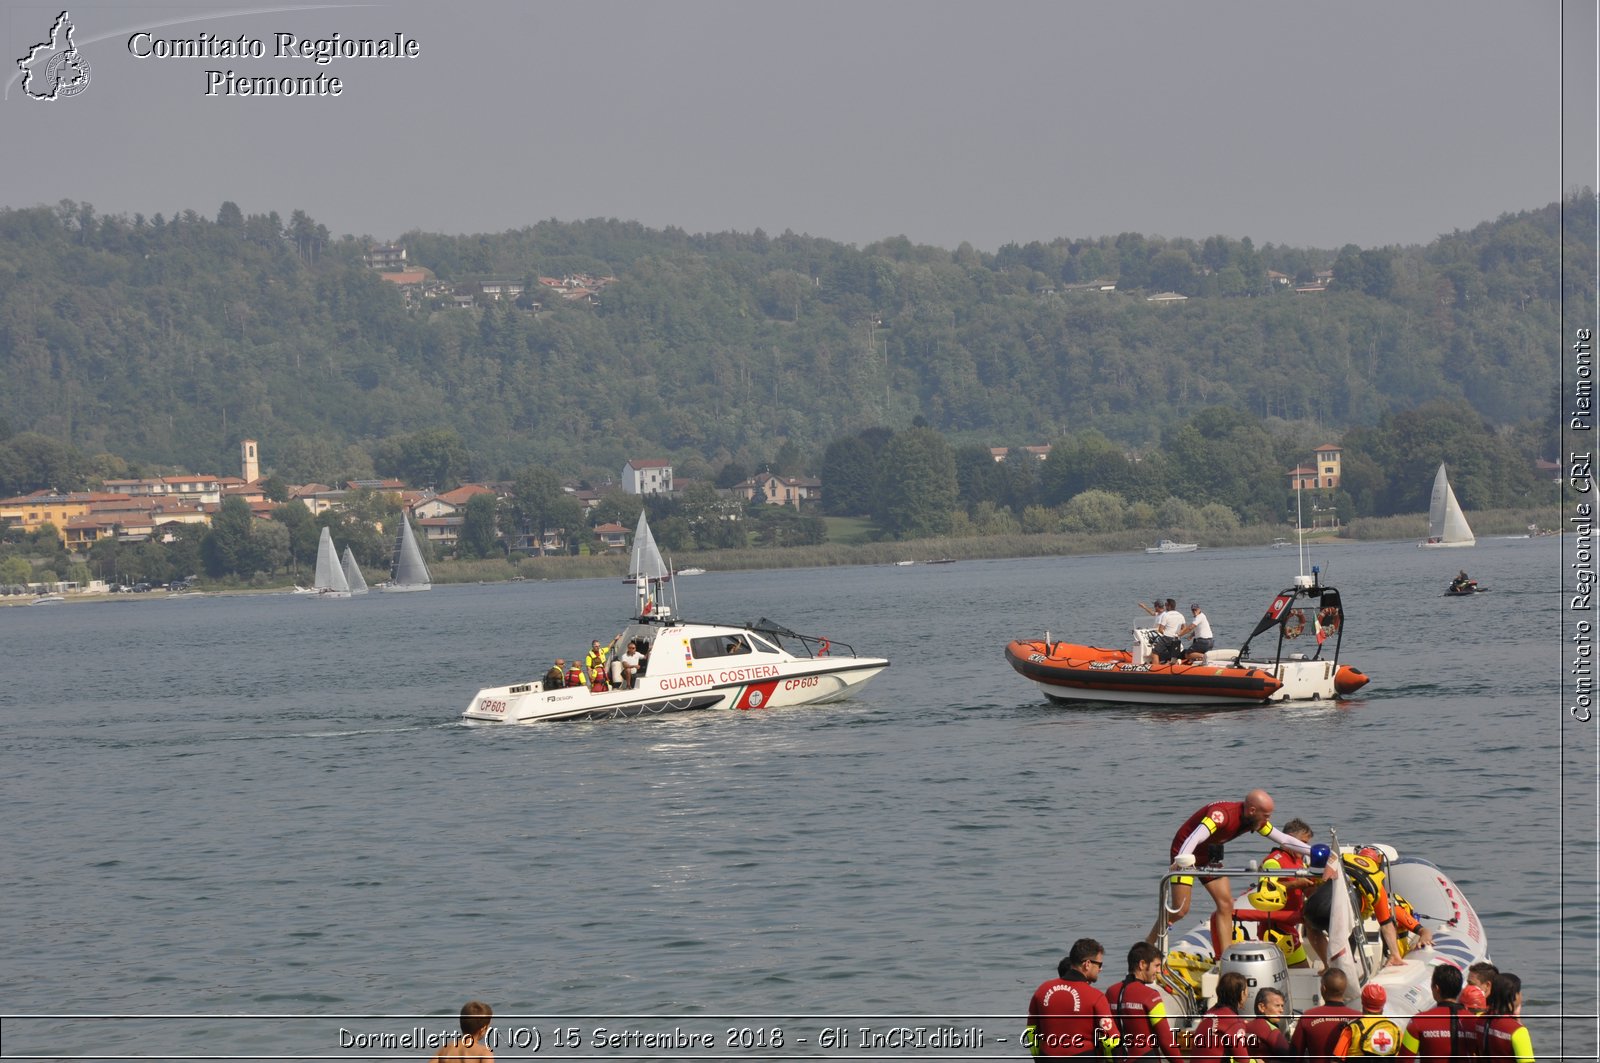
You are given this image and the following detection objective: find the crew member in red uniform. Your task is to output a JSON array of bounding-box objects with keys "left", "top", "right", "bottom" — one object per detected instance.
[
  {"left": 1397, "top": 965, "right": 1480, "bottom": 1060},
  {"left": 1186, "top": 971, "right": 1252, "bottom": 1063},
  {"left": 1478, "top": 973, "right": 1535, "bottom": 1062},
  {"left": 1242, "top": 987, "right": 1290, "bottom": 1059},
  {"left": 1288, "top": 969, "right": 1361, "bottom": 1062},
  {"left": 1027, "top": 939, "right": 1119, "bottom": 1059},
  {"left": 1242, "top": 819, "right": 1317, "bottom": 966},
  {"left": 1102, "top": 942, "right": 1183, "bottom": 1061},
  {"left": 1146, "top": 790, "right": 1313, "bottom": 958}
]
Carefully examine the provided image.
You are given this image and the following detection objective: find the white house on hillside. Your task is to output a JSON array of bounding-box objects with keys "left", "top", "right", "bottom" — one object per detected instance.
[{"left": 622, "top": 459, "right": 673, "bottom": 496}]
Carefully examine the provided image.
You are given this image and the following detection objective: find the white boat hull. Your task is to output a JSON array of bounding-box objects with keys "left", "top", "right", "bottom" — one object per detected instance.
[{"left": 465, "top": 656, "right": 889, "bottom": 723}]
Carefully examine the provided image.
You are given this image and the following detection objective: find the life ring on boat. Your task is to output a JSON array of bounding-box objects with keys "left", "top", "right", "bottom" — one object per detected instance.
[
  {"left": 818, "top": 638, "right": 830, "bottom": 657},
  {"left": 1283, "top": 610, "right": 1306, "bottom": 639},
  {"left": 1319, "top": 608, "right": 1340, "bottom": 633}
]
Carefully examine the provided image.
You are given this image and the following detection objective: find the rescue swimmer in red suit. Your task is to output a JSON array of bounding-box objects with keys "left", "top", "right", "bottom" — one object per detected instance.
[{"left": 1146, "top": 789, "right": 1313, "bottom": 959}]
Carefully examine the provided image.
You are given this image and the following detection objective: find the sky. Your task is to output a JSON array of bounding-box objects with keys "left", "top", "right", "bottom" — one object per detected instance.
[{"left": 1, "top": 0, "right": 1595, "bottom": 252}]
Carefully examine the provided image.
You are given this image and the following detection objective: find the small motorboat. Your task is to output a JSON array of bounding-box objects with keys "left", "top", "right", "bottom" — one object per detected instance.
[
  {"left": 1153, "top": 840, "right": 1490, "bottom": 1030},
  {"left": 29, "top": 594, "right": 65, "bottom": 605},
  {"left": 462, "top": 513, "right": 890, "bottom": 723},
  {"left": 1146, "top": 539, "right": 1199, "bottom": 554},
  {"left": 1005, "top": 569, "right": 1370, "bottom": 706}
]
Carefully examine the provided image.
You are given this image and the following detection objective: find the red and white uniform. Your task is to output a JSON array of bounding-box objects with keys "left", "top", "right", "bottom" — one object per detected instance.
[
  {"left": 1169, "top": 801, "right": 1311, "bottom": 867},
  {"left": 1397, "top": 1003, "right": 1482, "bottom": 1060},
  {"left": 1103, "top": 978, "right": 1183, "bottom": 1061},
  {"left": 1287, "top": 1003, "right": 1360, "bottom": 1063},
  {"left": 1028, "top": 974, "right": 1117, "bottom": 1059}
]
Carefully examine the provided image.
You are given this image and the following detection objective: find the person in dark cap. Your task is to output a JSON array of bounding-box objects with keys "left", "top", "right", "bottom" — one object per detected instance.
[{"left": 1181, "top": 602, "right": 1214, "bottom": 662}]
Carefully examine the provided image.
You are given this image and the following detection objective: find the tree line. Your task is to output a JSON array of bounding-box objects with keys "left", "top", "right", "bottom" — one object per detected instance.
[{"left": 0, "top": 192, "right": 1587, "bottom": 496}]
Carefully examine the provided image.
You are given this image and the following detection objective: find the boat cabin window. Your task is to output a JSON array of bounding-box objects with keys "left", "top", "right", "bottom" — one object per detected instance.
[
  {"left": 689, "top": 635, "right": 752, "bottom": 659},
  {"left": 744, "top": 634, "right": 780, "bottom": 654}
]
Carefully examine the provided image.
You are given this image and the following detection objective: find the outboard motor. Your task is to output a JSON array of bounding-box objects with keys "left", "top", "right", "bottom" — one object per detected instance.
[{"left": 1218, "top": 941, "right": 1292, "bottom": 1011}]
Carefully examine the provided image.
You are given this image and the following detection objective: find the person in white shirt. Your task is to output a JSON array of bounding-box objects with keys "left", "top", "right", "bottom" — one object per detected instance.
[
  {"left": 1181, "top": 602, "right": 1215, "bottom": 662},
  {"left": 1155, "top": 598, "right": 1186, "bottom": 663}
]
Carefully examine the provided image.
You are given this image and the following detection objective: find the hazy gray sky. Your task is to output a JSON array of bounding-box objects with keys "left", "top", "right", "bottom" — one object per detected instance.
[{"left": 3, "top": 0, "right": 1595, "bottom": 251}]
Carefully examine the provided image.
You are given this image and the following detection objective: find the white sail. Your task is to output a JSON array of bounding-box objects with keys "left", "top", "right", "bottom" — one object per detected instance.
[
  {"left": 628, "top": 510, "right": 673, "bottom": 617},
  {"left": 387, "top": 516, "right": 432, "bottom": 592},
  {"left": 340, "top": 546, "right": 369, "bottom": 594},
  {"left": 313, "top": 527, "right": 351, "bottom": 596},
  {"left": 628, "top": 509, "right": 670, "bottom": 581},
  {"left": 1424, "top": 464, "right": 1475, "bottom": 547}
]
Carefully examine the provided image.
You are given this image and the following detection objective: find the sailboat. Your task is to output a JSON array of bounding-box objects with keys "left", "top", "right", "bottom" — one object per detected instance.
[
  {"left": 312, "top": 527, "right": 352, "bottom": 598},
  {"left": 340, "top": 546, "right": 369, "bottom": 594},
  {"left": 385, "top": 515, "right": 432, "bottom": 592},
  {"left": 1419, "top": 463, "right": 1475, "bottom": 548}
]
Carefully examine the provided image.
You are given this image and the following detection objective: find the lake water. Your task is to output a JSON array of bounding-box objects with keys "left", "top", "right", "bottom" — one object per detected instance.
[{"left": 2, "top": 536, "right": 1593, "bottom": 1060}]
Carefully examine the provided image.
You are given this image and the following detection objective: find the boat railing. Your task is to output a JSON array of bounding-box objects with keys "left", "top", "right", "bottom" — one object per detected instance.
[
  {"left": 1154, "top": 855, "right": 1332, "bottom": 1012},
  {"left": 744, "top": 618, "right": 857, "bottom": 659}
]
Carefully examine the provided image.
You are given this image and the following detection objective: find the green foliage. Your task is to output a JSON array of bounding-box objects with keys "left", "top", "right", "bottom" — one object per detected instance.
[
  {"left": 457, "top": 493, "right": 500, "bottom": 558},
  {"left": 874, "top": 427, "right": 957, "bottom": 539},
  {"left": 0, "top": 196, "right": 1583, "bottom": 490},
  {"left": 0, "top": 555, "right": 32, "bottom": 585}
]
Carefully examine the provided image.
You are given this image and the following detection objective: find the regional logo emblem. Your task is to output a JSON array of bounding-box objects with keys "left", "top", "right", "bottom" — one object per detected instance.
[{"left": 17, "top": 11, "right": 91, "bottom": 100}]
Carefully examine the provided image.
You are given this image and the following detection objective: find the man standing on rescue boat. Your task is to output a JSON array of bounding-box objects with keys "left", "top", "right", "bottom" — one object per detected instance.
[{"left": 1146, "top": 790, "right": 1313, "bottom": 959}]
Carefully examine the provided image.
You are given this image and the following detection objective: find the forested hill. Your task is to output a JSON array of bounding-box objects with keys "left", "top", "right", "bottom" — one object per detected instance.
[{"left": 0, "top": 193, "right": 1590, "bottom": 486}]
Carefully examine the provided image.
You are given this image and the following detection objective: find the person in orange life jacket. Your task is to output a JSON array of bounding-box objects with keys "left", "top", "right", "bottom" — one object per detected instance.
[
  {"left": 1396, "top": 965, "right": 1480, "bottom": 1060},
  {"left": 564, "top": 660, "right": 586, "bottom": 688},
  {"left": 1026, "top": 939, "right": 1119, "bottom": 1059},
  {"left": 1477, "top": 973, "right": 1533, "bottom": 1062},
  {"left": 1332, "top": 984, "right": 1404, "bottom": 1058},
  {"left": 1147, "top": 790, "right": 1313, "bottom": 959},
  {"left": 1288, "top": 968, "right": 1360, "bottom": 1063},
  {"left": 1304, "top": 848, "right": 1434, "bottom": 968},
  {"left": 1102, "top": 942, "right": 1182, "bottom": 1061},
  {"left": 1187, "top": 971, "right": 1252, "bottom": 1063}
]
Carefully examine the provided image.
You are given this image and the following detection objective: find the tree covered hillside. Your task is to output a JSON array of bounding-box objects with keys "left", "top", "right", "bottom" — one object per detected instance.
[{"left": 0, "top": 193, "right": 1589, "bottom": 486}]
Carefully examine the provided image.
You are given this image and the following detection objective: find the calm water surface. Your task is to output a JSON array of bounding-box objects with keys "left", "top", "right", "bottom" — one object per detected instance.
[{"left": 2, "top": 537, "right": 1593, "bottom": 1058}]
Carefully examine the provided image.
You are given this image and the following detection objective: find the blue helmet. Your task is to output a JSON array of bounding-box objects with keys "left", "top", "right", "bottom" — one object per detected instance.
[{"left": 1309, "top": 843, "right": 1333, "bottom": 868}]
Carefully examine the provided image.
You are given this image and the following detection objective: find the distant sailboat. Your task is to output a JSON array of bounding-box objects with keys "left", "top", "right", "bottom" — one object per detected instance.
[
  {"left": 313, "top": 527, "right": 352, "bottom": 597},
  {"left": 386, "top": 515, "right": 432, "bottom": 592},
  {"left": 341, "top": 546, "right": 369, "bottom": 594},
  {"left": 1420, "top": 463, "right": 1475, "bottom": 548}
]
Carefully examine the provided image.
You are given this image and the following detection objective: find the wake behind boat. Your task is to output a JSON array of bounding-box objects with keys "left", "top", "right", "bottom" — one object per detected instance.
[
  {"left": 1004, "top": 568, "right": 1370, "bottom": 706},
  {"left": 462, "top": 513, "right": 889, "bottom": 723}
]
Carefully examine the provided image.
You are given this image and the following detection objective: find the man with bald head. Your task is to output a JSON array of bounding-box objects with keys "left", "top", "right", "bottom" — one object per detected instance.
[{"left": 1147, "top": 789, "right": 1313, "bottom": 958}]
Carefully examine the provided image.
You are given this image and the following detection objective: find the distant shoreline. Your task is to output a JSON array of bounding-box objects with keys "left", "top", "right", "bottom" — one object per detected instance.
[{"left": 5, "top": 526, "right": 1559, "bottom": 607}]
